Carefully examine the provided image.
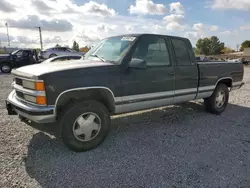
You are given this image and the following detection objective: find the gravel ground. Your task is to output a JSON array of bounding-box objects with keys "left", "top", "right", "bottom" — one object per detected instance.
[{"left": 0, "top": 68, "right": 250, "bottom": 188}]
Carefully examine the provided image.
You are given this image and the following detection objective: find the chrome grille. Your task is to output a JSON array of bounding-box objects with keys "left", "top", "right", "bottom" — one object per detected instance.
[
  {"left": 15, "top": 78, "right": 23, "bottom": 86},
  {"left": 16, "top": 90, "right": 24, "bottom": 99}
]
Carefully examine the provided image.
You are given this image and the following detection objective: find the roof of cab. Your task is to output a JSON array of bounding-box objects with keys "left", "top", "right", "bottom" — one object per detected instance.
[{"left": 108, "top": 33, "right": 189, "bottom": 40}]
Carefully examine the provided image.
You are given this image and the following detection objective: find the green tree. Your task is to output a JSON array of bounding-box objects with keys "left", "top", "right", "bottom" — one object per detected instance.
[
  {"left": 0, "top": 48, "right": 5, "bottom": 54},
  {"left": 72, "top": 41, "right": 79, "bottom": 52},
  {"left": 209, "top": 36, "right": 224, "bottom": 55},
  {"left": 196, "top": 38, "right": 210, "bottom": 55},
  {"left": 55, "top": 44, "right": 61, "bottom": 47},
  {"left": 196, "top": 36, "right": 224, "bottom": 55},
  {"left": 221, "top": 47, "right": 234, "bottom": 54},
  {"left": 240, "top": 40, "right": 250, "bottom": 51}
]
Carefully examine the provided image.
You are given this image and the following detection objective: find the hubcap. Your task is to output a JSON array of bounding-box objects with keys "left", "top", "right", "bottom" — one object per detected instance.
[
  {"left": 2, "top": 65, "right": 10, "bottom": 72},
  {"left": 215, "top": 90, "right": 225, "bottom": 108},
  {"left": 72, "top": 112, "right": 101, "bottom": 142}
]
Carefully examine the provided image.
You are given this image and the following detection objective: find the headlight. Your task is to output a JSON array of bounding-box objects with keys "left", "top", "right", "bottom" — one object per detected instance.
[
  {"left": 22, "top": 80, "right": 34, "bottom": 89},
  {"left": 22, "top": 80, "right": 45, "bottom": 91},
  {"left": 23, "top": 94, "right": 47, "bottom": 105},
  {"left": 23, "top": 94, "right": 36, "bottom": 103}
]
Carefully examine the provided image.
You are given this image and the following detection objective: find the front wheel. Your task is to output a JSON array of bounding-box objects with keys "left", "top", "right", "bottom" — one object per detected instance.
[
  {"left": 60, "top": 100, "right": 110, "bottom": 152},
  {"left": 204, "top": 83, "right": 229, "bottom": 114},
  {"left": 0, "top": 63, "right": 12, "bottom": 73}
]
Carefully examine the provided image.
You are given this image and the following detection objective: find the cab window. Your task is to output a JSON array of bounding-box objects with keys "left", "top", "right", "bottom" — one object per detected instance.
[
  {"left": 132, "top": 35, "right": 171, "bottom": 66},
  {"left": 171, "top": 38, "right": 192, "bottom": 66}
]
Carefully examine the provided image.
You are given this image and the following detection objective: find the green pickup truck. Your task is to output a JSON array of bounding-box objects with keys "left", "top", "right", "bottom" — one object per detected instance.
[{"left": 6, "top": 33, "right": 244, "bottom": 152}]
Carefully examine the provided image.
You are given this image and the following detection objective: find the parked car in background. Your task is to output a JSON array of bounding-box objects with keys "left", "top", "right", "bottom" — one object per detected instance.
[
  {"left": 41, "top": 55, "right": 82, "bottom": 64},
  {"left": 0, "top": 49, "right": 39, "bottom": 73},
  {"left": 242, "top": 58, "right": 249, "bottom": 65},
  {"left": 196, "top": 56, "right": 210, "bottom": 62},
  {"left": 227, "top": 58, "right": 242, "bottom": 62},
  {"left": 39, "top": 47, "right": 85, "bottom": 59}
]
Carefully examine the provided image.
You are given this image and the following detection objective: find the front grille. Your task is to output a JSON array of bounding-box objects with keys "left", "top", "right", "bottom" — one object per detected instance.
[
  {"left": 15, "top": 78, "right": 23, "bottom": 86},
  {"left": 16, "top": 90, "right": 24, "bottom": 99}
]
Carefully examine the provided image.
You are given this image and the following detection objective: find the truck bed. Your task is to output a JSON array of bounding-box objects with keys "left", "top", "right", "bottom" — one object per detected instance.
[{"left": 197, "top": 61, "right": 244, "bottom": 94}]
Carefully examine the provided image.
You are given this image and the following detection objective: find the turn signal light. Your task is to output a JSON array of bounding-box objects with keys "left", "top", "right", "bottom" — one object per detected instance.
[
  {"left": 36, "top": 96, "right": 47, "bottom": 105},
  {"left": 35, "top": 82, "right": 45, "bottom": 91}
]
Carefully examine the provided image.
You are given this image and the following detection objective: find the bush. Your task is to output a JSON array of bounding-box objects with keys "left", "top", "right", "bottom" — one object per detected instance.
[{"left": 0, "top": 49, "right": 6, "bottom": 54}]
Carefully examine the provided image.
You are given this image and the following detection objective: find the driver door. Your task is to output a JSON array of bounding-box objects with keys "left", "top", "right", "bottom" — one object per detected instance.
[
  {"left": 120, "top": 35, "right": 175, "bottom": 113},
  {"left": 12, "top": 50, "right": 23, "bottom": 67},
  {"left": 19, "top": 50, "right": 30, "bottom": 66}
]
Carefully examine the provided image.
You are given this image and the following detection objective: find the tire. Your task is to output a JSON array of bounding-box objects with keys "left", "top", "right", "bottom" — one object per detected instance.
[
  {"left": 0, "top": 63, "right": 12, "bottom": 73},
  {"left": 204, "top": 83, "right": 229, "bottom": 114},
  {"left": 60, "top": 100, "right": 110, "bottom": 152},
  {"left": 49, "top": 54, "right": 57, "bottom": 58}
]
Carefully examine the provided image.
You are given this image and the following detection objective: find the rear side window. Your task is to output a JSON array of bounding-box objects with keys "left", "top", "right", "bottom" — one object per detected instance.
[
  {"left": 58, "top": 48, "right": 65, "bottom": 51},
  {"left": 171, "top": 38, "right": 191, "bottom": 66}
]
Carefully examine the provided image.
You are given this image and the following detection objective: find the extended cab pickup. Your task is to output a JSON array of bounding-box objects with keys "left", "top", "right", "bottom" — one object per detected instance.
[{"left": 6, "top": 34, "right": 244, "bottom": 152}]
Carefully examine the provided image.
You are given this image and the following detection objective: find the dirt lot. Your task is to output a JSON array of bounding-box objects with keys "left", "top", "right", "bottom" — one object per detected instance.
[{"left": 0, "top": 68, "right": 250, "bottom": 188}]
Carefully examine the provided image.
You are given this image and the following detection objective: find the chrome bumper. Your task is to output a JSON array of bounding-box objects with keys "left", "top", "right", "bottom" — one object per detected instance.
[{"left": 6, "top": 90, "right": 56, "bottom": 123}]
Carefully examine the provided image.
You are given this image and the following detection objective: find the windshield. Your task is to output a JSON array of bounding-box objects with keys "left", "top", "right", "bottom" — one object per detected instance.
[
  {"left": 11, "top": 50, "right": 19, "bottom": 55},
  {"left": 84, "top": 36, "right": 137, "bottom": 63},
  {"left": 67, "top": 48, "right": 76, "bottom": 52}
]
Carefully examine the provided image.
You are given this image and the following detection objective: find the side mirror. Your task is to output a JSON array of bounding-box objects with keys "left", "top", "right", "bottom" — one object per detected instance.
[{"left": 129, "top": 58, "right": 147, "bottom": 69}]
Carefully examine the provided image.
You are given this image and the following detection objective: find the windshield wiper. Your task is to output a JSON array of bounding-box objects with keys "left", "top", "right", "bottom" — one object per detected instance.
[{"left": 90, "top": 54, "right": 106, "bottom": 62}]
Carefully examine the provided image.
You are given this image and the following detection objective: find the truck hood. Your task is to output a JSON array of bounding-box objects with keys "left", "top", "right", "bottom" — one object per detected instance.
[{"left": 12, "top": 59, "right": 115, "bottom": 79}]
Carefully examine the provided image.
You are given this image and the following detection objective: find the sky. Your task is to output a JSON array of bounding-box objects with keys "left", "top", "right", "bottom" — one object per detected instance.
[{"left": 0, "top": 0, "right": 249, "bottom": 50}]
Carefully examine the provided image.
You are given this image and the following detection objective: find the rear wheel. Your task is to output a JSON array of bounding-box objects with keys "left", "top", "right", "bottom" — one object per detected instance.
[
  {"left": 0, "top": 63, "right": 12, "bottom": 73},
  {"left": 60, "top": 100, "right": 110, "bottom": 152},
  {"left": 204, "top": 83, "right": 229, "bottom": 114}
]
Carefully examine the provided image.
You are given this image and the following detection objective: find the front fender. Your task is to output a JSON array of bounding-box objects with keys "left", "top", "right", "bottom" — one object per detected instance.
[{"left": 55, "top": 87, "right": 116, "bottom": 115}]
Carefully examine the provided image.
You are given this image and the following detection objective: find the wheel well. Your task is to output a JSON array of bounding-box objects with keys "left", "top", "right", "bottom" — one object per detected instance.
[
  {"left": 49, "top": 54, "right": 57, "bottom": 57},
  {"left": 56, "top": 88, "right": 115, "bottom": 116},
  {"left": 217, "top": 78, "right": 232, "bottom": 88}
]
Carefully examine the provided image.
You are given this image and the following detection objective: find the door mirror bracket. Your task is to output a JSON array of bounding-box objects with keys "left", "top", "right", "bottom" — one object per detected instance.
[{"left": 129, "top": 58, "right": 147, "bottom": 69}]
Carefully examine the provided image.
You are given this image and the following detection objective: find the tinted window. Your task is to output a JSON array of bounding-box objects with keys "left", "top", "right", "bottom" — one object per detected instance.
[
  {"left": 66, "top": 48, "right": 74, "bottom": 52},
  {"left": 23, "top": 50, "right": 30, "bottom": 57},
  {"left": 171, "top": 38, "right": 191, "bottom": 66},
  {"left": 132, "top": 36, "right": 170, "bottom": 66},
  {"left": 15, "top": 50, "right": 23, "bottom": 57},
  {"left": 58, "top": 48, "right": 66, "bottom": 51}
]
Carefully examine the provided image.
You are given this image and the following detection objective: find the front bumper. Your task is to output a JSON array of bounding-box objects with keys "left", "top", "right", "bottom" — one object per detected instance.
[{"left": 6, "top": 90, "right": 56, "bottom": 123}]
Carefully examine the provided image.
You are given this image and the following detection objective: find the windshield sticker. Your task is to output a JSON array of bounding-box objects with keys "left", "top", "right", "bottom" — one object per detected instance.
[{"left": 121, "top": 37, "right": 136, "bottom": 41}]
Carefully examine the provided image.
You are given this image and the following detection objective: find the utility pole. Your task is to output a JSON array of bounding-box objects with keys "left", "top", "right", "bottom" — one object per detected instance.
[
  {"left": 38, "top": 27, "right": 43, "bottom": 50},
  {"left": 5, "top": 23, "right": 10, "bottom": 47},
  {"left": 236, "top": 44, "right": 239, "bottom": 52}
]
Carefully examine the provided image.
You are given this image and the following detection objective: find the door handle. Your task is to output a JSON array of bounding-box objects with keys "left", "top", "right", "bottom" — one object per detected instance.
[{"left": 168, "top": 72, "right": 174, "bottom": 76}]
